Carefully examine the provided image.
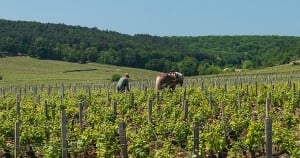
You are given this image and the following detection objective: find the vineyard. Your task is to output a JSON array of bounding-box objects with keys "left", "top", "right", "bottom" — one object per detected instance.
[{"left": 0, "top": 75, "right": 300, "bottom": 157}]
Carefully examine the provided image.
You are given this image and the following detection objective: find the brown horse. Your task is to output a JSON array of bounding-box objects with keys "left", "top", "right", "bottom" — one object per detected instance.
[{"left": 155, "top": 72, "right": 184, "bottom": 91}]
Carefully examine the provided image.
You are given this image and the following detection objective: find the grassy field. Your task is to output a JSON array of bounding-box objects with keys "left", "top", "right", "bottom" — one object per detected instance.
[
  {"left": 0, "top": 56, "right": 161, "bottom": 85},
  {"left": 1, "top": 56, "right": 300, "bottom": 86}
]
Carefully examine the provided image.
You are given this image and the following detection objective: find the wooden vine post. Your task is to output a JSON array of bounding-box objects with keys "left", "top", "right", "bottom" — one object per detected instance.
[
  {"left": 183, "top": 100, "right": 188, "bottom": 121},
  {"left": 47, "top": 85, "right": 51, "bottom": 96},
  {"left": 36, "top": 94, "right": 40, "bottom": 105},
  {"left": 44, "top": 100, "right": 50, "bottom": 141},
  {"left": 237, "top": 91, "right": 241, "bottom": 109},
  {"left": 240, "top": 80, "right": 243, "bottom": 89},
  {"left": 14, "top": 93, "right": 21, "bottom": 158},
  {"left": 182, "top": 87, "right": 186, "bottom": 107},
  {"left": 1, "top": 87, "right": 5, "bottom": 98},
  {"left": 130, "top": 93, "right": 135, "bottom": 109},
  {"left": 255, "top": 81, "right": 258, "bottom": 96},
  {"left": 209, "top": 92, "right": 213, "bottom": 108},
  {"left": 265, "top": 95, "right": 272, "bottom": 158},
  {"left": 148, "top": 99, "right": 152, "bottom": 124},
  {"left": 201, "top": 81, "right": 205, "bottom": 91},
  {"left": 78, "top": 102, "right": 84, "bottom": 131},
  {"left": 112, "top": 100, "right": 117, "bottom": 122},
  {"left": 107, "top": 89, "right": 111, "bottom": 106},
  {"left": 193, "top": 121, "right": 199, "bottom": 158},
  {"left": 119, "top": 122, "right": 128, "bottom": 158},
  {"left": 61, "top": 109, "right": 68, "bottom": 158}
]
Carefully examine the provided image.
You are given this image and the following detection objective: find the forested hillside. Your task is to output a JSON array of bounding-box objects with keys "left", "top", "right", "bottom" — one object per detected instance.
[{"left": 1, "top": 19, "right": 300, "bottom": 76}]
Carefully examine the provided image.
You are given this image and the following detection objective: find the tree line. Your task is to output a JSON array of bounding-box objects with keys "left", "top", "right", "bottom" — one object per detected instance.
[{"left": 1, "top": 19, "right": 300, "bottom": 76}]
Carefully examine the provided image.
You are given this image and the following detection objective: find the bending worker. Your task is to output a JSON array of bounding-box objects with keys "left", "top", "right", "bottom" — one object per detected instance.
[{"left": 116, "top": 73, "right": 130, "bottom": 92}]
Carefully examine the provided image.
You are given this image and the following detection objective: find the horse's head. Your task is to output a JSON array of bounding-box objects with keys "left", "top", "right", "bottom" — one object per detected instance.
[{"left": 174, "top": 72, "right": 184, "bottom": 86}]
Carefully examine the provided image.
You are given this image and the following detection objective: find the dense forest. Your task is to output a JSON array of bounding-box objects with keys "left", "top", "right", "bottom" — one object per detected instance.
[{"left": 1, "top": 19, "right": 300, "bottom": 76}]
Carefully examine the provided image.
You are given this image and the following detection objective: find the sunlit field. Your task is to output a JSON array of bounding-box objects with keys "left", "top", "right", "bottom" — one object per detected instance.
[{"left": 0, "top": 56, "right": 160, "bottom": 85}]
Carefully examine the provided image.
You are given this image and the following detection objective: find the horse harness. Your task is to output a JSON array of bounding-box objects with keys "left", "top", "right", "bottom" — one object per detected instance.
[{"left": 161, "top": 72, "right": 180, "bottom": 87}]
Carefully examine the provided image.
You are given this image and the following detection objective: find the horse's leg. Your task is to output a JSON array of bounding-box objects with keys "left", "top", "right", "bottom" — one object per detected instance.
[
  {"left": 155, "top": 76, "right": 162, "bottom": 91},
  {"left": 169, "top": 87, "right": 174, "bottom": 92},
  {"left": 162, "top": 84, "right": 168, "bottom": 88},
  {"left": 169, "top": 84, "right": 176, "bottom": 92}
]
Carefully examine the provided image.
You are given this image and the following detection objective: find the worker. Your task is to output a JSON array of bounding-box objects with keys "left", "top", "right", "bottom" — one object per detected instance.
[{"left": 116, "top": 73, "right": 130, "bottom": 92}]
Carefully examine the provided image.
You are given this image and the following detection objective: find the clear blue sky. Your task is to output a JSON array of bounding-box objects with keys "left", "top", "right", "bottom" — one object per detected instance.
[{"left": 1, "top": 0, "right": 299, "bottom": 37}]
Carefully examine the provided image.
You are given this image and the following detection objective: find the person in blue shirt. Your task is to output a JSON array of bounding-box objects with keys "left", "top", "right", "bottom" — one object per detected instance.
[{"left": 116, "top": 73, "right": 130, "bottom": 92}]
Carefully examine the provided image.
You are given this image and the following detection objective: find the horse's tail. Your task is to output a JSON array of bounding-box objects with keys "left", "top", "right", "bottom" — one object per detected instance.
[{"left": 155, "top": 76, "right": 161, "bottom": 91}]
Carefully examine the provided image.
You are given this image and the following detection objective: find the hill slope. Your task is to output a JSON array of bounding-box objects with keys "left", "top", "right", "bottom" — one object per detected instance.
[
  {"left": 2, "top": 57, "right": 300, "bottom": 85},
  {"left": 0, "top": 56, "right": 160, "bottom": 85}
]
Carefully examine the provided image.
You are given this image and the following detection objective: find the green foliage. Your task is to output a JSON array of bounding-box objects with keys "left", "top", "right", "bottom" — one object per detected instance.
[
  {"left": 1, "top": 19, "right": 300, "bottom": 76},
  {"left": 242, "top": 60, "right": 254, "bottom": 69},
  {"left": 245, "top": 120, "right": 264, "bottom": 152},
  {"left": 0, "top": 75, "right": 2, "bottom": 80},
  {"left": 202, "top": 122, "right": 226, "bottom": 154},
  {"left": 198, "top": 63, "right": 222, "bottom": 75},
  {"left": 128, "top": 139, "right": 151, "bottom": 158},
  {"left": 42, "top": 138, "right": 61, "bottom": 158},
  {"left": 177, "top": 57, "right": 198, "bottom": 76},
  {"left": 0, "top": 80, "right": 300, "bottom": 157},
  {"left": 145, "top": 59, "right": 164, "bottom": 71},
  {"left": 272, "top": 121, "right": 297, "bottom": 154},
  {"left": 111, "top": 74, "right": 121, "bottom": 82}
]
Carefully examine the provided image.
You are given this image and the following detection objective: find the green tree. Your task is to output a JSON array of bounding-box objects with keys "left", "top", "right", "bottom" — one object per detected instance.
[
  {"left": 1, "top": 19, "right": 300, "bottom": 72},
  {"left": 198, "top": 63, "right": 222, "bottom": 75},
  {"left": 145, "top": 59, "right": 164, "bottom": 71},
  {"left": 177, "top": 57, "right": 198, "bottom": 76},
  {"left": 85, "top": 47, "right": 99, "bottom": 62},
  {"left": 30, "top": 37, "right": 52, "bottom": 59},
  {"left": 242, "top": 60, "right": 254, "bottom": 69},
  {"left": 99, "top": 50, "right": 115, "bottom": 64}
]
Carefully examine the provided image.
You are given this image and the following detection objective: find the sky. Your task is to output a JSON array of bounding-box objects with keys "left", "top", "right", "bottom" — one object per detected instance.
[{"left": 1, "top": 0, "right": 300, "bottom": 37}]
